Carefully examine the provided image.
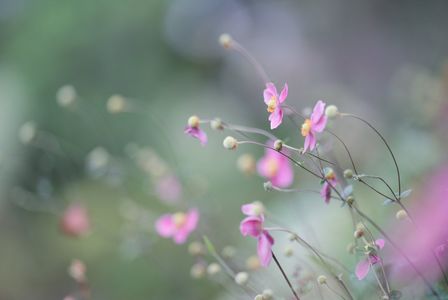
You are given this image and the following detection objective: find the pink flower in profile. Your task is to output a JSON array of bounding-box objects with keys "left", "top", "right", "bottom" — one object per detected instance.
[
  {"left": 301, "top": 100, "right": 327, "bottom": 152},
  {"left": 240, "top": 202, "right": 274, "bottom": 267},
  {"left": 320, "top": 168, "right": 337, "bottom": 204},
  {"left": 257, "top": 145, "right": 293, "bottom": 188},
  {"left": 155, "top": 209, "right": 199, "bottom": 244},
  {"left": 355, "top": 239, "right": 385, "bottom": 280},
  {"left": 184, "top": 115, "right": 207, "bottom": 146},
  {"left": 263, "top": 82, "right": 288, "bottom": 129},
  {"left": 60, "top": 203, "right": 90, "bottom": 238}
]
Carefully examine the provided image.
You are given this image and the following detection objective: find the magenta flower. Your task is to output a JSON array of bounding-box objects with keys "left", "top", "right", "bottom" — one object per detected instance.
[
  {"left": 263, "top": 82, "right": 288, "bottom": 129},
  {"left": 184, "top": 115, "right": 207, "bottom": 146},
  {"left": 257, "top": 145, "right": 294, "bottom": 188},
  {"left": 301, "top": 100, "right": 327, "bottom": 152},
  {"left": 355, "top": 239, "right": 385, "bottom": 280},
  {"left": 240, "top": 203, "right": 274, "bottom": 267},
  {"left": 320, "top": 168, "right": 338, "bottom": 204},
  {"left": 155, "top": 209, "right": 199, "bottom": 244}
]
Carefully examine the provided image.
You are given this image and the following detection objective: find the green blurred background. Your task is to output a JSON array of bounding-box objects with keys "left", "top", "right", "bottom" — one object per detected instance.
[{"left": 0, "top": 0, "right": 447, "bottom": 299}]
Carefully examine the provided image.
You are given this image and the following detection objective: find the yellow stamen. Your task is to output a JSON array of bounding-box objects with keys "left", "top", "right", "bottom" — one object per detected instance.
[
  {"left": 301, "top": 119, "right": 312, "bottom": 137},
  {"left": 267, "top": 97, "right": 277, "bottom": 113},
  {"left": 172, "top": 212, "right": 187, "bottom": 228}
]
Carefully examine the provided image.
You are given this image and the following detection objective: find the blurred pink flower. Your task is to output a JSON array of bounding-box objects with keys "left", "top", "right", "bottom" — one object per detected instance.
[
  {"left": 355, "top": 239, "right": 385, "bottom": 280},
  {"left": 240, "top": 203, "right": 274, "bottom": 267},
  {"left": 60, "top": 203, "right": 90, "bottom": 238},
  {"left": 184, "top": 126, "right": 207, "bottom": 146},
  {"left": 320, "top": 168, "right": 337, "bottom": 204},
  {"left": 155, "top": 209, "right": 199, "bottom": 244},
  {"left": 301, "top": 100, "right": 327, "bottom": 152},
  {"left": 155, "top": 175, "right": 182, "bottom": 204},
  {"left": 263, "top": 82, "right": 288, "bottom": 129},
  {"left": 257, "top": 146, "right": 293, "bottom": 188}
]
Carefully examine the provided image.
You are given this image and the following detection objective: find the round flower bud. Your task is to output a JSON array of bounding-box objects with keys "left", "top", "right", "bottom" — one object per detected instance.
[
  {"left": 343, "top": 169, "right": 354, "bottom": 179},
  {"left": 246, "top": 255, "right": 261, "bottom": 270},
  {"left": 273, "top": 140, "right": 283, "bottom": 151},
  {"left": 284, "top": 246, "right": 293, "bottom": 257},
  {"left": 235, "top": 272, "right": 249, "bottom": 285},
  {"left": 188, "top": 115, "right": 200, "bottom": 128},
  {"left": 222, "top": 246, "right": 236, "bottom": 258},
  {"left": 207, "top": 263, "right": 221, "bottom": 275},
  {"left": 263, "top": 181, "right": 273, "bottom": 191},
  {"left": 210, "top": 118, "right": 223, "bottom": 130},
  {"left": 188, "top": 241, "right": 205, "bottom": 256},
  {"left": 396, "top": 209, "right": 408, "bottom": 221},
  {"left": 219, "top": 33, "right": 232, "bottom": 48},
  {"left": 317, "top": 275, "right": 327, "bottom": 285},
  {"left": 223, "top": 136, "right": 238, "bottom": 150},
  {"left": 19, "top": 121, "right": 37, "bottom": 144},
  {"left": 237, "top": 154, "right": 256, "bottom": 175},
  {"left": 325, "top": 105, "right": 339, "bottom": 118},
  {"left": 346, "top": 195, "right": 355, "bottom": 206},
  {"left": 354, "top": 229, "right": 364, "bottom": 239},
  {"left": 68, "top": 259, "right": 86, "bottom": 283},
  {"left": 107, "top": 94, "right": 126, "bottom": 113},
  {"left": 289, "top": 233, "right": 298, "bottom": 242},
  {"left": 262, "top": 289, "right": 274, "bottom": 300},
  {"left": 254, "top": 295, "right": 264, "bottom": 300},
  {"left": 190, "top": 263, "right": 206, "bottom": 279},
  {"left": 56, "top": 85, "right": 77, "bottom": 107}
]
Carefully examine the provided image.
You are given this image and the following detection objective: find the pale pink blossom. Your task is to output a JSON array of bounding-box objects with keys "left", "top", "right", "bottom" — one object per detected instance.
[
  {"left": 239, "top": 203, "right": 274, "bottom": 267},
  {"left": 257, "top": 145, "right": 293, "bottom": 188},
  {"left": 155, "top": 209, "right": 199, "bottom": 244},
  {"left": 301, "top": 100, "right": 327, "bottom": 152},
  {"left": 60, "top": 203, "right": 90, "bottom": 237},
  {"left": 355, "top": 239, "right": 385, "bottom": 280},
  {"left": 263, "top": 83, "right": 288, "bottom": 129}
]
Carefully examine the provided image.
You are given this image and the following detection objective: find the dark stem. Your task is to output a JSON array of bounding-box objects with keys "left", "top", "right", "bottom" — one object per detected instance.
[{"left": 272, "top": 251, "right": 300, "bottom": 300}]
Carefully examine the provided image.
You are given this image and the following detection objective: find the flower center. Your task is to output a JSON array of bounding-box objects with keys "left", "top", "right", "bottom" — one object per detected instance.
[
  {"left": 172, "top": 212, "right": 187, "bottom": 228},
  {"left": 266, "top": 157, "right": 279, "bottom": 177},
  {"left": 267, "top": 97, "right": 277, "bottom": 113},
  {"left": 301, "top": 119, "right": 312, "bottom": 136}
]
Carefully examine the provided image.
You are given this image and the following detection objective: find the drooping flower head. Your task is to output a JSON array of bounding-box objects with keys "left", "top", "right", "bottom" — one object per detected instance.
[
  {"left": 60, "top": 202, "right": 91, "bottom": 238},
  {"left": 301, "top": 100, "right": 327, "bottom": 152},
  {"left": 184, "top": 115, "right": 207, "bottom": 146},
  {"left": 257, "top": 143, "right": 294, "bottom": 188},
  {"left": 355, "top": 239, "right": 385, "bottom": 280},
  {"left": 320, "top": 167, "right": 338, "bottom": 204},
  {"left": 239, "top": 202, "right": 274, "bottom": 267},
  {"left": 155, "top": 209, "right": 199, "bottom": 244},
  {"left": 263, "top": 83, "right": 288, "bottom": 129}
]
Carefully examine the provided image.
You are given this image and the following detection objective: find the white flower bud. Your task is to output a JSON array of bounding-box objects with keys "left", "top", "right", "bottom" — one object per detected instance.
[
  {"left": 396, "top": 209, "right": 408, "bottom": 221},
  {"left": 254, "top": 295, "right": 264, "bottom": 300},
  {"left": 263, "top": 181, "right": 273, "bottom": 191},
  {"left": 317, "top": 275, "right": 327, "bottom": 285},
  {"left": 235, "top": 272, "right": 249, "bottom": 285},
  {"left": 207, "top": 263, "right": 221, "bottom": 275},
  {"left": 262, "top": 289, "right": 274, "bottom": 299},
  {"left": 237, "top": 154, "right": 256, "bottom": 175},
  {"left": 188, "top": 241, "right": 205, "bottom": 256},
  {"left": 188, "top": 115, "right": 200, "bottom": 128},
  {"left": 223, "top": 136, "right": 238, "bottom": 150},
  {"left": 222, "top": 246, "right": 236, "bottom": 258},
  {"left": 19, "top": 121, "right": 37, "bottom": 144},
  {"left": 343, "top": 169, "right": 354, "bottom": 179},
  {"left": 56, "top": 85, "right": 77, "bottom": 107},
  {"left": 107, "top": 94, "right": 126, "bottom": 113},
  {"left": 68, "top": 259, "right": 86, "bottom": 282},
  {"left": 325, "top": 105, "right": 339, "bottom": 118},
  {"left": 273, "top": 139, "right": 283, "bottom": 151},
  {"left": 354, "top": 229, "right": 364, "bottom": 239},
  {"left": 190, "top": 263, "right": 206, "bottom": 279},
  {"left": 210, "top": 118, "right": 223, "bottom": 130},
  {"left": 284, "top": 246, "right": 294, "bottom": 257},
  {"left": 219, "top": 34, "right": 232, "bottom": 48}
]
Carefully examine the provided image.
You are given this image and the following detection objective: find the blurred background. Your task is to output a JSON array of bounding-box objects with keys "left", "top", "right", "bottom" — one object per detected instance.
[{"left": 0, "top": 0, "right": 447, "bottom": 299}]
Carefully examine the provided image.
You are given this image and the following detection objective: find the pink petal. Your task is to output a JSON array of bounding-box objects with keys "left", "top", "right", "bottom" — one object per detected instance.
[
  {"left": 266, "top": 82, "right": 278, "bottom": 96},
  {"left": 173, "top": 230, "right": 189, "bottom": 244},
  {"left": 311, "top": 100, "right": 327, "bottom": 132},
  {"left": 155, "top": 215, "right": 175, "bottom": 238},
  {"left": 369, "top": 254, "right": 381, "bottom": 265},
  {"left": 271, "top": 156, "right": 294, "bottom": 188},
  {"left": 258, "top": 231, "right": 274, "bottom": 267},
  {"left": 241, "top": 203, "right": 257, "bottom": 216},
  {"left": 268, "top": 107, "right": 283, "bottom": 129},
  {"left": 303, "top": 132, "right": 317, "bottom": 152},
  {"left": 240, "top": 216, "right": 263, "bottom": 237},
  {"left": 184, "top": 126, "right": 208, "bottom": 146},
  {"left": 355, "top": 258, "right": 371, "bottom": 280},
  {"left": 184, "top": 209, "right": 199, "bottom": 232},
  {"left": 278, "top": 83, "right": 288, "bottom": 103},
  {"left": 375, "top": 239, "right": 385, "bottom": 250},
  {"left": 321, "top": 182, "right": 332, "bottom": 204},
  {"left": 256, "top": 156, "right": 270, "bottom": 178}
]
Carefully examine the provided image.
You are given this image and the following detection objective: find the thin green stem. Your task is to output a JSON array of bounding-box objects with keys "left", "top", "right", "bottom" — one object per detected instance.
[{"left": 272, "top": 251, "right": 301, "bottom": 300}]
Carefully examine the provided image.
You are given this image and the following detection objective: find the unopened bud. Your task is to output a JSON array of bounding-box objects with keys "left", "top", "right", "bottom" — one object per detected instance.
[
  {"left": 325, "top": 105, "right": 339, "bottom": 118},
  {"left": 235, "top": 272, "right": 249, "bottom": 285},
  {"left": 284, "top": 246, "right": 293, "bottom": 257},
  {"left": 317, "top": 275, "right": 327, "bottom": 285},
  {"left": 56, "top": 85, "right": 77, "bottom": 107},
  {"left": 188, "top": 115, "right": 200, "bottom": 128},
  {"left": 237, "top": 154, "right": 256, "bottom": 175},
  {"left": 246, "top": 255, "right": 261, "bottom": 270},
  {"left": 346, "top": 195, "right": 355, "bottom": 206},
  {"left": 396, "top": 209, "right": 408, "bottom": 221},
  {"left": 354, "top": 229, "right": 364, "bottom": 239},
  {"left": 262, "top": 289, "right": 274, "bottom": 299},
  {"left": 19, "top": 121, "right": 37, "bottom": 144},
  {"left": 68, "top": 259, "right": 86, "bottom": 282},
  {"left": 219, "top": 34, "right": 232, "bottom": 48},
  {"left": 222, "top": 246, "right": 236, "bottom": 258},
  {"left": 273, "top": 140, "right": 283, "bottom": 151},
  {"left": 107, "top": 94, "right": 126, "bottom": 113},
  {"left": 263, "top": 181, "right": 273, "bottom": 191},
  {"left": 223, "top": 136, "right": 238, "bottom": 150},
  {"left": 254, "top": 295, "right": 264, "bottom": 300},
  {"left": 190, "top": 263, "right": 206, "bottom": 279},
  {"left": 343, "top": 169, "right": 354, "bottom": 179},
  {"left": 207, "top": 263, "right": 221, "bottom": 275},
  {"left": 210, "top": 118, "right": 223, "bottom": 130},
  {"left": 188, "top": 241, "right": 205, "bottom": 256}
]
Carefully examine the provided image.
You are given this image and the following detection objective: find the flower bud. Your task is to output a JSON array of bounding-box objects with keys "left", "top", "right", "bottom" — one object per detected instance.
[
  {"left": 222, "top": 246, "right": 236, "bottom": 258},
  {"left": 343, "top": 169, "right": 354, "bottom": 179},
  {"left": 68, "top": 259, "right": 86, "bottom": 283},
  {"left": 317, "top": 275, "right": 327, "bottom": 285},
  {"left": 56, "top": 85, "right": 77, "bottom": 107},
  {"left": 107, "top": 94, "right": 126, "bottom": 113},
  {"left": 235, "top": 272, "right": 249, "bottom": 285},
  {"left": 354, "top": 229, "right": 364, "bottom": 239},
  {"left": 219, "top": 34, "right": 232, "bottom": 48},
  {"left": 223, "top": 136, "right": 238, "bottom": 150},
  {"left": 188, "top": 241, "right": 205, "bottom": 256},
  {"left": 207, "top": 263, "right": 221, "bottom": 275},
  {"left": 237, "top": 154, "right": 256, "bottom": 175},
  {"left": 190, "top": 263, "right": 206, "bottom": 279},
  {"left": 262, "top": 289, "right": 274, "bottom": 300},
  {"left": 254, "top": 295, "right": 264, "bottom": 300},
  {"left": 210, "top": 118, "right": 223, "bottom": 130},
  {"left": 396, "top": 209, "right": 408, "bottom": 221},
  {"left": 346, "top": 195, "right": 355, "bottom": 206},
  {"left": 19, "top": 121, "right": 37, "bottom": 144},
  {"left": 284, "top": 246, "right": 293, "bottom": 257},
  {"left": 188, "top": 115, "right": 200, "bottom": 128},
  {"left": 325, "top": 105, "right": 339, "bottom": 118},
  {"left": 263, "top": 181, "right": 273, "bottom": 191},
  {"left": 273, "top": 140, "right": 283, "bottom": 151}
]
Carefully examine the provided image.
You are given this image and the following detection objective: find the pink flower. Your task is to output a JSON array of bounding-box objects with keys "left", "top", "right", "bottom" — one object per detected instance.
[
  {"left": 60, "top": 203, "right": 90, "bottom": 238},
  {"left": 184, "top": 115, "right": 207, "bottom": 146},
  {"left": 355, "top": 239, "right": 385, "bottom": 280},
  {"left": 301, "top": 100, "right": 327, "bottom": 152},
  {"left": 239, "top": 203, "right": 274, "bottom": 267},
  {"left": 320, "top": 168, "right": 337, "bottom": 204},
  {"left": 155, "top": 209, "right": 199, "bottom": 244},
  {"left": 263, "top": 82, "right": 288, "bottom": 129},
  {"left": 257, "top": 145, "right": 294, "bottom": 188}
]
